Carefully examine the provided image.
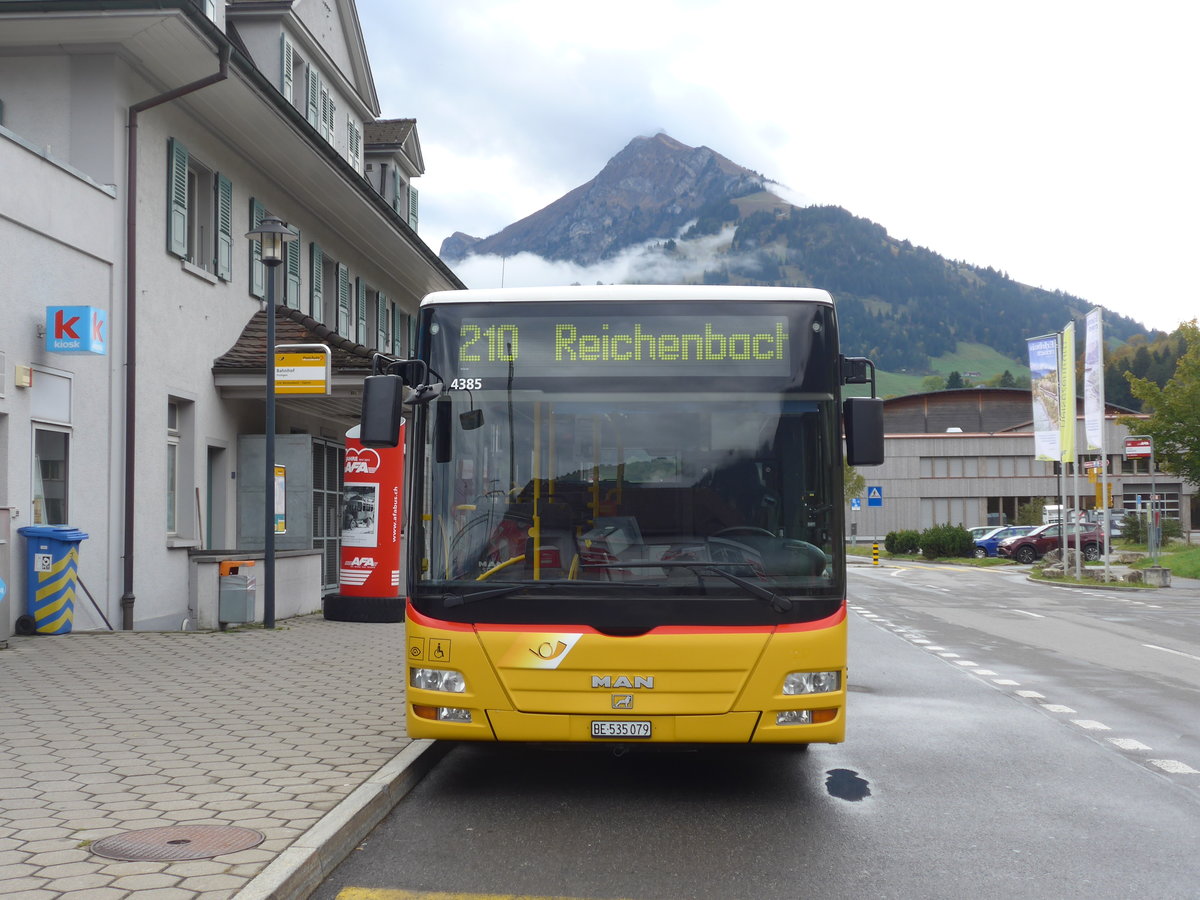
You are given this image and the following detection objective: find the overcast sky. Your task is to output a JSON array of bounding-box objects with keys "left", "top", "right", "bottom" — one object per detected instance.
[{"left": 356, "top": 1, "right": 1198, "bottom": 335}]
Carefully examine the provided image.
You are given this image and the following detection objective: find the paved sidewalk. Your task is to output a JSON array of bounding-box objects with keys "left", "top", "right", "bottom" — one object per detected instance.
[{"left": 0, "top": 615, "right": 444, "bottom": 900}]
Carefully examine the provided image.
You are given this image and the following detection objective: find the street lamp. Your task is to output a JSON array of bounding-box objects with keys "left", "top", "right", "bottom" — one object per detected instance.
[{"left": 245, "top": 214, "right": 297, "bottom": 629}]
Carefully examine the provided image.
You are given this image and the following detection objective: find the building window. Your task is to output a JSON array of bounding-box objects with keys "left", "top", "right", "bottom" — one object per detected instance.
[
  {"left": 166, "top": 138, "right": 232, "bottom": 279},
  {"left": 167, "top": 402, "right": 180, "bottom": 534},
  {"left": 32, "top": 428, "right": 69, "bottom": 525}
]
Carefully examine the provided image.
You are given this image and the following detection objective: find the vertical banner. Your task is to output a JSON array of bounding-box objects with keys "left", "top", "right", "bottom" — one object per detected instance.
[
  {"left": 339, "top": 423, "right": 405, "bottom": 597},
  {"left": 1084, "top": 309, "right": 1105, "bottom": 451},
  {"left": 1027, "top": 333, "right": 1061, "bottom": 462},
  {"left": 1059, "top": 322, "right": 1076, "bottom": 463}
]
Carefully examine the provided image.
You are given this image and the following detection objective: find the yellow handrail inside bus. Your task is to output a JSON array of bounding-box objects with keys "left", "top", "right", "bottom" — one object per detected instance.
[{"left": 477, "top": 555, "right": 525, "bottom": 580}]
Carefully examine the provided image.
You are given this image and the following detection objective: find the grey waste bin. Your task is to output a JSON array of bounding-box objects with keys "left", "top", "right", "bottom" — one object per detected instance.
[{"left": 218, "top": 560, "right": 256, "bottom": 628}]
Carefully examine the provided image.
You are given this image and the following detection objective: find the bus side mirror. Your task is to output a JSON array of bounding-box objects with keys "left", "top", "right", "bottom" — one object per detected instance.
[
  {"left": 844, "top": 397, "right": 884, "bottom": 466},
  {"left": 360, "top": 375, "right": 404, "bottom": 448}
]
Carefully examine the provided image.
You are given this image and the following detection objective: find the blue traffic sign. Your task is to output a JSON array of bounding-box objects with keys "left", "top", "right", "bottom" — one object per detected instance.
[
  {"left": 850, "top": 498, "right": 861, "bottom": 511},
  {"left": 867, "top": 486, "right": 883, "bottom": 507}
]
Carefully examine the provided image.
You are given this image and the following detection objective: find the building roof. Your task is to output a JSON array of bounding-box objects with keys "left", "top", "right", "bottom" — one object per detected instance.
[
  {"left": 364, "top": 118, "right": 415, "bottom": 147},
  {"left": 883, "top": 387, "right": 1140, "bottom": 435}
]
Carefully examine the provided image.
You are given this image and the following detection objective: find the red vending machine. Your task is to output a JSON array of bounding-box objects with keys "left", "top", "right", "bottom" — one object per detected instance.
[{"left": 323, "top": 423, "right": 405, "bottom": 622}]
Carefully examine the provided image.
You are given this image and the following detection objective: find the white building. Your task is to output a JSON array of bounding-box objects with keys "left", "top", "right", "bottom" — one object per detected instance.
[
  {"left": 852, "top": 388, "right": 1195, "bottom": 539},
  {"left": 0, "top": 0, "right": 462, "bottom": 635}
]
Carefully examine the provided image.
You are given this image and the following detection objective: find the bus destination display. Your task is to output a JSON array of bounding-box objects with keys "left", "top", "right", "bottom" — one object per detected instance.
[{"left": 453, "top": 315, "right": 791, "bottom": 379}]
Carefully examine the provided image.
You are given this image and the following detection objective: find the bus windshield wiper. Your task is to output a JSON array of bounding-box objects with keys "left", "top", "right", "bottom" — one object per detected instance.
[
  {"left": 441, "top": 583, "right": 533, "bottom": 608},
  {"left": 582, "top": 561, "right": 793, "bottom": 613}
]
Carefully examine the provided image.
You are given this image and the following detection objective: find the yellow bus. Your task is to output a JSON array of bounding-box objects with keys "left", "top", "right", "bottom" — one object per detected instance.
[{"left": 361, "top": 285, "right": 883, "bottom": 746}]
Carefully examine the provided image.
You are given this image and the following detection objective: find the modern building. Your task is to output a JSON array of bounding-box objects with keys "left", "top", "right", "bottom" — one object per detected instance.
[
  {"left": 851, "top": 388, "right": 1195, "bottom": 539},
  {"left": 0, "top": 0, "right": 463, "bottom": 636}
]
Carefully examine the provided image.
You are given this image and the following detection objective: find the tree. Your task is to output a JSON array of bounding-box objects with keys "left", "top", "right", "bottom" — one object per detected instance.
[
  {"left": 1119, "top": 321, "right": 1200, "bottom": 489},
  {"left": 844, "top": 461, "right": 865, "bottom": 506},
  {"left": 921, "top": 375, "right": 946, "bottom": 392},
  {"left": 999, "top": 369, "right": 1016, "bottom": 388},
  {"left": 945, "top": 371, "right": 964, "bottom": 389}
]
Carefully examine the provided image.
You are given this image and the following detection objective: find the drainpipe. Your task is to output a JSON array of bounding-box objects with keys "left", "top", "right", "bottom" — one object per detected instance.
[{"left": 121, "top": 45, "right": 230, "bottom": 630}]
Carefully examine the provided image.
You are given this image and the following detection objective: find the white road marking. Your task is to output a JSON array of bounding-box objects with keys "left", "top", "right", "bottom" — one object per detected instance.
[
  {"left": 1017, "top": 690, "right": 1046, "bottom": 699},
  {"left": 1042, "top": 704, "right": 1077, "bottom": 713},
  {"left": 938, "top": 652, "right": 961, "bottom": 658},
  {"left": 1108, "top": 738, "right": 1152, "bottom": 751},
  {"left": 1143, "top": 643, "right": 1200, "bottom": 663},
  {"left": 910, "top": 639, "right": 932, "bottom": 644},
  {"left": 1071, "top": 719, "right": 1111, "bottom": 731},
  {"left": 973, "top": 669, "right": 998, "bottom": 675},
  {"left": 1012, "top": 609, "right": 1045, "bottom": 618},
  {"left": 954, "top": 660, "right": 978, "bottom": 666},
  {"left": 993, "top": 679, "right": 1020, "bottom": 686},
  {"left": 1149, "top": 759, "right": 1200, "bottom": 775}
]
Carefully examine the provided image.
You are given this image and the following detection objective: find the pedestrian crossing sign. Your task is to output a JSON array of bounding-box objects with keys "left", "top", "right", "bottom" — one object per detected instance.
[{"left": 867, "top": 486, "right": 883, "bottom": 507}]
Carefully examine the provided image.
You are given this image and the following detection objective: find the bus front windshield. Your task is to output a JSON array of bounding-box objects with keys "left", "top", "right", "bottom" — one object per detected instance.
[{"left": 412, "top": 302, "right": 844, "bottom": 630}]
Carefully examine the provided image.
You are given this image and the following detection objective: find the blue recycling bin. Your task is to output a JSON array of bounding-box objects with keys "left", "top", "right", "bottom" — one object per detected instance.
[{"left": 17, "top": 525, "right": 89, "bottom": 635}]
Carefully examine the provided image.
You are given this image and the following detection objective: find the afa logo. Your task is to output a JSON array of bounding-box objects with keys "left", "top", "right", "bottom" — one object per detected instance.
[
  {"left": 344, "top": 447, "right": 381, "bottom": 475},
  {"left": 345, "top": 556, "right": 378, "bottom": 569}
]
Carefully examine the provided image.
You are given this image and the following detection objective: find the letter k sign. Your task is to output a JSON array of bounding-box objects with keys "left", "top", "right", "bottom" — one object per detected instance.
[{"left": 55, "top": 309, "right": 80, "bottom": 340}]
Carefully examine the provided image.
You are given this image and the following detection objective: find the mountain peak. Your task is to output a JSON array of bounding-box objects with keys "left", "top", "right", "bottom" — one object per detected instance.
[{"left": 440, "top": 134, "right": 767, "bottom": 265}]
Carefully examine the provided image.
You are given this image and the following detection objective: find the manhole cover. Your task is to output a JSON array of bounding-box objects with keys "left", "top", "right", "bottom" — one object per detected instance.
[{"left": 91, "top": 825, "right": 265, "bottom": 861}]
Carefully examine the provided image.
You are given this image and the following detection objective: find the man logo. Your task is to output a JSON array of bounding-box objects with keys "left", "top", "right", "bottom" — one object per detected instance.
[
  {"left": 612, "top": 694, "right": 634, "bottom": 709},
  {"left": 591, "top": 675, "right": 654, "bottom": 689}
]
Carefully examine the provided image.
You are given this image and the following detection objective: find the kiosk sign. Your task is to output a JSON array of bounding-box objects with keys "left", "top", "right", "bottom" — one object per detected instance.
[{"left": 46, "top": 306, "right": 107, "bottom": 354}]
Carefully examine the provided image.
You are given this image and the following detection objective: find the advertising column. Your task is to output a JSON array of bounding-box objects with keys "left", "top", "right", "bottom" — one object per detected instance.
[{"left": 323, "top": 423, "right": 405, "bottom": 622}]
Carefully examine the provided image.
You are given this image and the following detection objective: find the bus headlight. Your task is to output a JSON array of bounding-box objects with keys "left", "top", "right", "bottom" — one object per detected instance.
[
  {"left": 410, "top": 667, "right": 466, "bottom": 693},
  {"left": 782, "top": 671, "right": 840, "bottom": 695}
]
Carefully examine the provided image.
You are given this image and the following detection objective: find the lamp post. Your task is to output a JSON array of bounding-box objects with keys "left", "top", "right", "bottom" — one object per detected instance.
[{"left": 245, "top": 215, "right": 297, "bottom": 629}]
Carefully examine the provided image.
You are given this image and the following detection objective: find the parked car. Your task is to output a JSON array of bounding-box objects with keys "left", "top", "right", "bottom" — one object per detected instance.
[
  {"left": 997, "top": 523, "right": 1106, "bottom": 564},
  {"left": 973, "top": 525, "right": 1035, "bottom": 558},
  {"left": 967, "top": 526, "right": 994, "bottom": 540}
]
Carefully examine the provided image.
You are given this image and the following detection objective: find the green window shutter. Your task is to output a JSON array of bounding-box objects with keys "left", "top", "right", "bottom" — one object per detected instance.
[
  {"left": 166, "top": 138, "right": 189, "bottom": 258},
  {"left": 214, "top": 173, "right": 233, "bottom": 280},
  {"left": 390, "top": 302, "right": 402, "bottom": 355},
  {"left": 320, "top": 87, "right": 336, "bottom": 142},
  {"left": 407, "top": 186, "right": 419, "bottom": 231},
  {"left": 305, "top": 65, "right": 319, "bottom": 127},
  {"left": 356, "top": 278, "right": 367, "bottom": 344},
  {"left": 285, "top": 228, "right": 301, "bottom": 308},
  {"left": 376, "top": 294, "right": 388, "bottom": 350},
  {"left": 280, "top": 35, "right": 293, "bottom": 99},
  {"left": 309, "top": 243, "right": 324, "bottom": 319},
  {"left": 248, "top": 198, "right": 265, "bottom": 299},
  {"left": 348, "top": 120, "right": 362, "bottom": 171},
  {"left": 336, "top": 263, "right": 350, "bottom": 334}
]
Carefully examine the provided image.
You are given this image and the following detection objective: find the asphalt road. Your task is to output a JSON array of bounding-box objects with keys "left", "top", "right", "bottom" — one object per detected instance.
[{"left": 315, "top": 565, "right": 1200, "bottom": 900}]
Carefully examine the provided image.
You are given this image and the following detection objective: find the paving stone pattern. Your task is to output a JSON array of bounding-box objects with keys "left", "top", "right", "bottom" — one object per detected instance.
[{"left": 0, "top": 615, "right": 410, "bottom": 899}]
